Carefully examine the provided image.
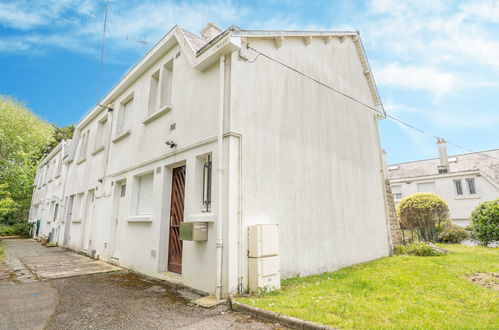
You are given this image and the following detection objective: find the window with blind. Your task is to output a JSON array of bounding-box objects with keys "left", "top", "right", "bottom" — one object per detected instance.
[
  {"left": 117, "top": 95, "right": 133, "bottom": 136},
  {"left": 136, "top": 173, "right": 154, "bottom": 215}
]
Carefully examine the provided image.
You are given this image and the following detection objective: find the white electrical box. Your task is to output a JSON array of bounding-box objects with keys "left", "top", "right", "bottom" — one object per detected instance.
[
  {"left": 248, "top": 224, "right": 280, "bottom": 294},
  {"left": 248, "top": 224, "right": 279, "bottom": 258},
  {"left": 249, "top": 256, "right": 280, "bottom": 294}
]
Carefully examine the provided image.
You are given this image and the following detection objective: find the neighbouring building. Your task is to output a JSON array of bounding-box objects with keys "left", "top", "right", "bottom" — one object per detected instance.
[
  {"left": 29, "top": 23, "right": 392, "bottom": 298},
  {"left": 387, "top": 139, "right": 499, "bottom": 227}
]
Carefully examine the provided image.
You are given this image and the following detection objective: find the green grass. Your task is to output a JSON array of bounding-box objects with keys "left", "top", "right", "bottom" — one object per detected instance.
[{"left": 238, "top": 245, "right": 499, "bottom": 329}]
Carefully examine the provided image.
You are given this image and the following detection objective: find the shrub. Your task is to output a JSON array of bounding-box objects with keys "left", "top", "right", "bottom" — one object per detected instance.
[
  {"left": 12, "top": 222, "right": 33, "bottom": 238},
  {"left": 437, "top": 224, "right": 468, "bottom": 243},
  {"left": 0, "top": 222, "right": 33, "bottom": 237},
  {"left": 394, "top": 242, "right": 448, "bottom": 256},
  {"left": 468, "top": 199, "right": 499, "bottom": 245},
  {"left": 397, "top": 193, "right": 449, "bottom": 242}
]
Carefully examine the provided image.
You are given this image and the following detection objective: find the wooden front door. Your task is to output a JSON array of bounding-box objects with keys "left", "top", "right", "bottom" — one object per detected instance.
[{"left": 168, "top": 166, "right": 186, "bottom": 273}]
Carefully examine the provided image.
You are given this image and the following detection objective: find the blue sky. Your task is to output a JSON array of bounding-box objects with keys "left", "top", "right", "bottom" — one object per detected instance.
[{"left": 0, "top": 0, "right": 498, "bottom": 164}]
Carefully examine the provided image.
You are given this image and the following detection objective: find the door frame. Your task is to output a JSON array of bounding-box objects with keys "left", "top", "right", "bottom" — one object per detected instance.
[
  {"left": 167, "top": 165, "right": 186, "bottom": 274},
  {"left": 109, "top": 179, "right": 126, "bottom": 259},
  {"left": 63, "top": 195, "right": 74, "bottom": 246}
]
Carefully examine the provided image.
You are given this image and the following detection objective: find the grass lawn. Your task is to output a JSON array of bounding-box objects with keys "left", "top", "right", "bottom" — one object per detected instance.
[{"left": 238, "top": 245, "right": 499, "bottom": 329}]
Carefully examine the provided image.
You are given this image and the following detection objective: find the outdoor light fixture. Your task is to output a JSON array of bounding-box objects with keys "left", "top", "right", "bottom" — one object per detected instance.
[
  {"left": 165, "top": 140, "right": 177, "bottom": 148},
  {"left": 97, "top": 103, "right": 114, "bottom": 112}
]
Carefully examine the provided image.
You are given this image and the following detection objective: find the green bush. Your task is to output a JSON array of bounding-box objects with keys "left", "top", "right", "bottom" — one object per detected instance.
[
  {"left": 0, "top": 224, "right": 16, "bottom": 236},
  {"left": 394, "top": 242, "right": 448, "bottom": 256},
  {"left": 437, "top": 224, "right": 468, "bottom": 243},
  {"left": 0, "top": 222, "right": 33, "bottom": 237},
  {"left": 467, "top": 199, "right": 499, "bottom": 245},
  {"left": 397, "top": 193, "right": 449, "bottom": 242}
]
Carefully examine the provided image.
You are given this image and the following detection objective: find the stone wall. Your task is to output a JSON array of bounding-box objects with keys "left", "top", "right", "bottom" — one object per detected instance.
[{"left": 385, "top": 180, "right": 403, "bottom": 247}]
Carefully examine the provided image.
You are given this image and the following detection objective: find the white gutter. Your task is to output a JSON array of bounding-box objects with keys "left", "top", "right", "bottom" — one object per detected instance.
[{"left": 215, "top": 54, "right": 226, "bottom": 299}]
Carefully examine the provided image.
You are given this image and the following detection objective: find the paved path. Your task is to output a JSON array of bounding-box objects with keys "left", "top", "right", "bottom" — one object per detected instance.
[{"left": 0, "top": 239, "right": 280, "bottom": 329}]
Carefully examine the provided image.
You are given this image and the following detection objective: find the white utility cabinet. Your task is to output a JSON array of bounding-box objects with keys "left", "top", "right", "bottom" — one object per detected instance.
[{"left": 248, "top": 224, "right": 280, "bottom": 294}]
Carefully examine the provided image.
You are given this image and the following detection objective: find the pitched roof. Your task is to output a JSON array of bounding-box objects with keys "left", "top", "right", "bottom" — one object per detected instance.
[{"left": 387, "top": 149, "right": 499, "bottom": 185}]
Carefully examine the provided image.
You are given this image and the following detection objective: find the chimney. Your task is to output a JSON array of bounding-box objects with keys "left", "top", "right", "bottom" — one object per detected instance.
[
  {"left": 201, "top": 22, "right": 222, "bottom": 40},
  {"left": 437, "top": 137, "right": 448, "bottom": 173}
]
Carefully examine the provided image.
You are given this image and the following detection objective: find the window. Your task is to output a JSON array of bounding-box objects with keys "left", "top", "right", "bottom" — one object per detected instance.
[
  {"left": 148, "top": 70, "right": 160, "bottom": 115},
  {"left": 53, "top": 204, "right": 59, "bottom": 222},
  {"left": 117, "top": 95, "right": 133, "bottom": 136},
  {"left": 466, "top": 178, "right": 476, "bottom": 195},
  {"left": 136, "top": 173, "right": 153, "bottom": 215},
  {"left": 160, "top": 60, "right": 173, "bottom": 108},
  {"left": 202, "top": 155, "right": 212, "bottom": 212},
  {"left": 417, "top": 182, "right": 436, "bottom": 193},
  {"left": 94, "top": 116, "right": 109, "bottom": 150},
  {"left": 78, "top": 131, "right": 90, "bottom": 161},
  {"left": 56, "top": 154, "right": 62, "bottom": 176},
  {"left": 391, "top": 185, "right": 402, "bottom": 200},
  {"left": 454, "top": 179, "right": 463, "bottom": 195},
  {"left": 72, "top": 193, "right": 84, "bottom": 220},
  {"left": 120, "top": 184, "right": 126, "bottom": 197}
]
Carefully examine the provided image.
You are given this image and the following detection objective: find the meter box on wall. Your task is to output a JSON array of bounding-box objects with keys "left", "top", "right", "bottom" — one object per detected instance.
[
  {"left": 248, "top": 224, "right": 280, "bottom": 294},
  {"left": 248, "top": 224, "right": 279, "bottom": 257},
  {"left": 179, "top": 222, "right": 208, "bottom": 241}
]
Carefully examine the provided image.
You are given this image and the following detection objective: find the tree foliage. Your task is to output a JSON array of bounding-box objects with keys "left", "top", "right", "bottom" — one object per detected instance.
[
  {"left": 0, "top": 96, "right": 55, "bottom": 222},
  {"left": 397, "top": 193, "right": 449, "bottom": 242},
  {"left": 467, "top": 198, "right": 499, "bottom": 245}
]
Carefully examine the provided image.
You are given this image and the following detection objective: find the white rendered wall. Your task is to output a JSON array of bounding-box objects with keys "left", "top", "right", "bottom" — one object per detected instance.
[{"left": 230, "top": 36, "right": 390, "bottom": 279}]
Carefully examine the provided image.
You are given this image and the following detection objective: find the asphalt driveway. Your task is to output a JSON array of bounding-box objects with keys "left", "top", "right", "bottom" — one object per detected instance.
[{"left": 0, "top": 239, "right": 280, "bottom": 329}]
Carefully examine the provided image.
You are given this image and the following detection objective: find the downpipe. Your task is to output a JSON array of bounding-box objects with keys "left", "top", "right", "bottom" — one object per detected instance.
[{"left": 215, "top": 54, "right": 226, "bottom": 300}]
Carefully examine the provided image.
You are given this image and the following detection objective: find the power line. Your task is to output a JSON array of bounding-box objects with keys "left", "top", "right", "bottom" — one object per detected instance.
[{"left": 244, "top": 45, "right": 498, "bottom": 161}]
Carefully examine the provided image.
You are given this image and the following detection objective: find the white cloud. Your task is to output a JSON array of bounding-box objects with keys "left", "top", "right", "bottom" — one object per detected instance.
[{"left": 375, "top": 63, "right": 457, "bottom": 95}]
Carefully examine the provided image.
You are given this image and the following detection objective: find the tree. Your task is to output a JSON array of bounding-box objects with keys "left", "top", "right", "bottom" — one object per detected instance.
[
  {"left": 468, "top": 199, "right": 499, "bottom": 246},
  {"left": 397, "top": 193, "right": 449, "bottom": 242},
  {"left": 41, "top": 124, "right": 74, "bottom": 158},
  {"left": 0, "top": 96, "right": 55, "bottom": 222}
]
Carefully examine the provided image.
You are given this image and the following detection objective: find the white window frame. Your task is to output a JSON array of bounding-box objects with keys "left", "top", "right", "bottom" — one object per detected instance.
[
  {"left": 453, "top": 179, "right": 463, "bottom": 196},
  {"left": 466, "top": 178, "right": 476, "bottom": 195},
  {"left": 135, "top": 172, "right": 154, "bottom": 216},
  {"left": 94, "top": 115, "right": 109, "bottom": 153},
  {"left": 116, "top": 93, "right": 134, "bottom": 138}
]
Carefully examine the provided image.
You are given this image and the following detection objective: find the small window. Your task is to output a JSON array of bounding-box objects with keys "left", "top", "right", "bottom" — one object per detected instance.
[
  {"left": 454, "top": 179, "right": 463, "bottom": 195},
  {"left": 56, "top": 154, "right": 63, "bottom": 176},
  {"left": 466, "top": 178, "right": 476, "bottom": 195},
  {"left": 78, "top": 131, "right": 90, "bottom": 161},
  {"left": 393, "top": 193, "right": 402, "bottom": 200},
  {"left": 160, "top": 59, "right": 173, "bottom": 108},
  {"left": 120, "top": 184, "right": 126, "bottom": 197},
  {"left": 117, "top": 95, "right": 133, "bottom": 136},
  {"left": 202, "top": 155, "right": 212, "bottom": 212},
  {"left": 53, "top": 204, "right": 59, "bottom": 221},
  {"left": 136, "top": 173, "right": 154, "bottom": 215},
  {"left": 148, "top": 70, "right": 160, "bottom": 115},
  {"left": 95, "top": 116, "right": 109, "bottom": 150}
]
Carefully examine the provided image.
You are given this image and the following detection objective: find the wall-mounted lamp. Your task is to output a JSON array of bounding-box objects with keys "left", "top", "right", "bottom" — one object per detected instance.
[
  {"left": 97, "top": 103, "right": 114, "bottom": 112},
  {"left": 165, "top": 140, "right": 177, "bottom": 149},
  {"left": 98, "top": 178, "right": 103, "bottom": 183}
]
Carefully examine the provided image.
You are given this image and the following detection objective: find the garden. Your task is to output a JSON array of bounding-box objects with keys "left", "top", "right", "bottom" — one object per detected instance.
[{"left": 238, "top": 195, "right": 499, "bottom": 329}]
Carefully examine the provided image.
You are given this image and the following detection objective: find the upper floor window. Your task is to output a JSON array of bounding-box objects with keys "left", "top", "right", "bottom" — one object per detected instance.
[
  {"left": 117, "top": 94, "right": 133, "bottom": 136},
  {"left": 466, "top": 178, "right": 476, "bottom": 195},
  {"left": 417, "top": 182, "right": 436, "bottom": 193},
  {"left": 160, "top": 59, "right": 173, "bottom": 108},
  {"left": 148, "top": 70, "right": 160, "bottom": 115},
  {"left": 56, "top": 154, "right": 62, "bottom": 176},
  {"left": 94, "top": 115, "right": 109, "bottom": 150},
  {"left": 391, "top": 185, "right": 402, "bottom": 201},
  {"left": 78, "top": 131, "right": 90, "bottom": 161},
  {"left": 454, "top": 179, "right": 463, "bottom": 195}
]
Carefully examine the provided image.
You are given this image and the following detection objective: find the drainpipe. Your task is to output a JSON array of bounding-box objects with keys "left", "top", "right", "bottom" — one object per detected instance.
[{"left": 215, "top": 54, "right": 226, "bottom": 299}]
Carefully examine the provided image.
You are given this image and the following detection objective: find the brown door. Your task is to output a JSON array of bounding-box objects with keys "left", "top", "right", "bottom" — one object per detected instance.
[{"left": 168, "top": 166, "right": 186, "bottom": 273}]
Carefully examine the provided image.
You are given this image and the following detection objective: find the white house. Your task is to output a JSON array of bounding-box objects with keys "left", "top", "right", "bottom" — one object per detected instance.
[
  {"left": 387, "top": 139, "right": 499, "bottom": 227},
  {"left": 30, "top": 24, "right": 392, "bottom": 298},
  {"left": 30, "top": 140, "right": 72, "bottom": 240}
]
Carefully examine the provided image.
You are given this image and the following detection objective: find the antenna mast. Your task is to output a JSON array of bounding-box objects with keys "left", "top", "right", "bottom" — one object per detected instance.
[{"left": 98, "top": 0, "right": 109, "bottom": 102}]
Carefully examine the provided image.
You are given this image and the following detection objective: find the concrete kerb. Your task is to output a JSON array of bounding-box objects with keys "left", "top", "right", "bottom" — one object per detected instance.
[{"left": 230, "top": 298, "right": 335, "bottom": 330}]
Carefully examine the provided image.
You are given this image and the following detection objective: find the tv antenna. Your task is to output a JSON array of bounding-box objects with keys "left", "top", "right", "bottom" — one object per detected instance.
[{"left": 98, "top": 0, "right": 109, "bottom": 103}]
